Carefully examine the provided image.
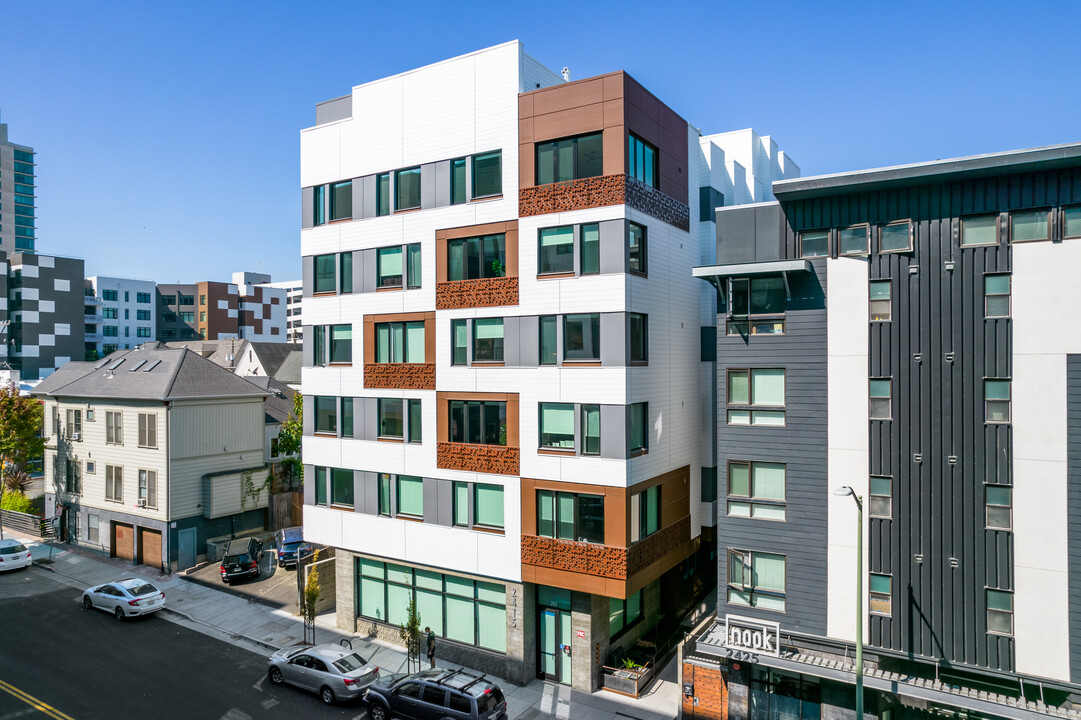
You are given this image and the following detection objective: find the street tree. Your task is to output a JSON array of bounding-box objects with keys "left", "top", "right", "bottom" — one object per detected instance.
[
  {"left": 0, "top": 382, "right": 45, "bottom": 539},
  {"left": 276, "top": 392, "right": 302, "bottom": 488}
]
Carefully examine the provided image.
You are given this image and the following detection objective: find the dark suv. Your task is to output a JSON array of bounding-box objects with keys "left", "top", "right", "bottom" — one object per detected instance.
[
  {"left": 365, "top": 668, "right": 507, "bottom": 720},
  {"left": 219, "top": 537, "right": 264, "bottom": 584},
  {"left": 274, "top": 526, "right": 314, "bottom": 569}
]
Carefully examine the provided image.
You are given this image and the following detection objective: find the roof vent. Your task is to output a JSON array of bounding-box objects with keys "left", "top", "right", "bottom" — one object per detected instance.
[
  {"left": 561, "top": 67, "right": 571, "bottom": 82},
  {"left": 104, "top": 369, "right": 114, "bottom": 379}
]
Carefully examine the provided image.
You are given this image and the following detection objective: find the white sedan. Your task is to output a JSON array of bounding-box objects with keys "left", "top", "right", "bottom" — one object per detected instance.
[
  {"left": 0, "top": 539, "right": 33, "bottom": 572},
  {"left": 82, "top": 578, "right": 166, "bottom": 620}
]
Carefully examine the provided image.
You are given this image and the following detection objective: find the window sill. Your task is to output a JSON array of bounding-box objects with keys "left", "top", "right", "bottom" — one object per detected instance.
[
  {"left": 879, "top": 247, "right": 913, "bottom": 254},
  {"left": 328, "top": 218, "right": 353, "bottom": 224},
  {"left": 376, "top": 285, "right": 403, "bottom": 292},
  {"left": 313, "top": 432, "right": 337, "bottom": 438},
  {"left": 629, "top": 270, "right": 648, "bottom": 279},
  {"left": 137, "top": 444, "right": 157, "bottom": 449},
  {"left": 394, "top": 207, "right": 422, "bottom": 214},
  {"left": 472, "top": 525, "right": 505, "bottom": 535},
  {"left": 312, "top": 291, "right": 337, "bottom": 297},
  {"left": 538, "top": 271, "right": 576, "bottom": 280},
  {"left": 470, "top": 194, "right": 503, "bottom": 203},
  {"left": 396, "top": 514, "right": 424, "bottom": 523},
  {"left": 328, "top": 363, "right": 353, "bottom": 367},
  {"left": 472, "top": 361, "right": 504, "bottom": 367},
  {"left": 331, "top": 504, "right": 354, "bottom": 511},
  {"left": 629, "top": 361, "right": 649, "bottom": 367},
  {"left": 629, "top": 448, "right": 648, "bottom": 458},
  {"left": 377, "top": 436, "right": 405, "bottom": 443},
  {"left": 538, "top": 448, "right": 575, "bottom": 456},
  {"left": 562, "top": 361, "right": 601, "bottom": 367}
]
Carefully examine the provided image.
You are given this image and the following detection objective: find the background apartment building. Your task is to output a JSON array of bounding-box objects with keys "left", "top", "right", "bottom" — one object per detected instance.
[
  {"left": 86, "top": 276, "right": 157, "bottom": 355},
  {"left": 232, "top": 271, "right": 289, "bottom": 342},
  {"left": 685, "top": 144, "right": 1081, "bottom": 720},
  {"left": 2, "top": 251, "right": 85, "bottom": 379},
  {"left": 0, "top": 120, "right": 36, "bottom": 254},
  {"left": 157, "top": 276, "right": 287, "bottom": 342},
  {"left": 300, "top": 41, "right": 796, "bottom": 690}
]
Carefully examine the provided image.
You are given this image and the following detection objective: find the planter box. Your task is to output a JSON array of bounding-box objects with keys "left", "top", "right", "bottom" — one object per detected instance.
[{"left": 600, "top": 664, "right": 654, "bottom": 698}]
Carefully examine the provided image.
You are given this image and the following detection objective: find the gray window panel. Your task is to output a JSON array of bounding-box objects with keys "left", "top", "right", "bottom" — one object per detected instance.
[
  {"left": 302, "top": 394, "right": 314, "bottom": 436},
  {"left": 352, "top": 180, "right": 364, "bottom": 221},
  {"left": 361, "top": 398, "right": 378, "bottom": 441},
  {"left": 359, "top": 249, "right": 377, "bottom": 293},
  {"left": 434, "top": 161, "right": 451, "bottom": 207},
  {"left": 599, "top": 220, "right": 626, "bottom": 274},
  {"left": 518, "top": 315, "right": 539, "bottom": 368},
  {"left": 303, "top": 464, "right": 315, "bottom": 505},
  {"left": 600, "top": 404, "right": 627, "bottom": 459},
  {"left": 421, "top": 163, "right": 437, "bottom": 210},
  {"left": 436, "top": 479, "right": 454, "bottom": 526},
  {"left": 301, "top": 187, "right": 314, "bottom": 230},
  {"left": 302, "top": 255, "right": 314, "bottom": 297},
  {"left": 302, "top": 326, "right": 313, "bottom": 366},
  {"left": 600, "top": 312, "right": 626, "bottom": 366},
  {"left": 360, "top": 175, "right": 377, "bottom": 219},
  {"left": 502, "top": 316, "right": 520, "bottom": 366},
  {"left": 423, "top": 477, "right": 441, "bottom": 524},
  {"left": 359, "top": 471, "right": 379, "bottom": 516}
]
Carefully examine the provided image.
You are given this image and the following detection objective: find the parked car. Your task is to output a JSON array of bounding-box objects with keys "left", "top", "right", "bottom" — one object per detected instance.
[
  {"left": 274, "top": 526, "right": 314, "bottom": 569},
  {"left": 0, "top": 539, "right": 33, "bottom": 572},
  {"left": 219, "top": 537, "right": 263, "bottom": 584},
  {"left": 365, "top": 667, "right": 508, "bottom": 720},
  {"left": 82, "top": 578, "right": 166, "bottom": 620},
  {"left": 267, "top": 644, "right": 379, "bottom": 705}
]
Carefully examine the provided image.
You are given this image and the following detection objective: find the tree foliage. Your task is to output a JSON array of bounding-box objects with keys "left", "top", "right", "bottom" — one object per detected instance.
[
  {"left": 276, "top": 392, "right": 302, "bottom": 486},
  {"left": 398, "top": 592, "right": 423, "bottom": 673},
  {"left": 302, "top": 549, "right": 321, "bottom": 644},
  {"left": 0, "top": 383, "right": 45, "bottom": 511}
]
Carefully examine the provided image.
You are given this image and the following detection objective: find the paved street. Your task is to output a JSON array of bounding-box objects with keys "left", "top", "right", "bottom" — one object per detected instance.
[{"left": 0, "top": 567, "right": 368, "bottom": 719}]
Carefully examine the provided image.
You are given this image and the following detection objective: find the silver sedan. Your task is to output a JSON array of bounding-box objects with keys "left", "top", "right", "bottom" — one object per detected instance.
[
  {"left": 267, "top": 644, "right": 379, "bottom": 705},
  {"left": 82, "top": 578, "right": 166, "bottom": 620}
]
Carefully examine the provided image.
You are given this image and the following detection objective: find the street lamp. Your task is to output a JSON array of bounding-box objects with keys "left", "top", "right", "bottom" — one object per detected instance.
[{"left": 834, "top": 485, "right": 864, "bottom": 720}]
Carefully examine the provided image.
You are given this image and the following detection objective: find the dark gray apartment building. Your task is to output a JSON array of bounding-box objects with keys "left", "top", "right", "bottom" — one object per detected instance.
[
  {"left": 684, "top": 144, "right": 1081, "bottom": 720},
  {"left": 0, "top": 120, "right": 36, "bottom": 255},
  {"left": 1, "top": 251, "right": 85, "bottom": 379}
]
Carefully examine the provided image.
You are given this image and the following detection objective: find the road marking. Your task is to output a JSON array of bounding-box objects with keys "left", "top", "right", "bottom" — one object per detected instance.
[
  {"left": 259, "top": 699, "right": 278, "bottom": 710},
  {"left": 0, "top": 679, "right": 76, "bottom": 720}
]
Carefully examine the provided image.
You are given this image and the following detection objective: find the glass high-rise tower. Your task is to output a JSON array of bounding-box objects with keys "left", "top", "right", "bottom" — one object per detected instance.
[{"left": 0, "top": 120, "right": 36, "bottom": 254}]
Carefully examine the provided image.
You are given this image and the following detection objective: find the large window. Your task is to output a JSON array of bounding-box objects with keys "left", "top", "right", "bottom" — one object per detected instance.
[
  {"left": 449, "top": 234, "right": 505, "bottom": 281},
  {"left": 629, "top": 313, "right": 648, "bottom": 363},
  {"left": 137, "top": 413, "right": 157, "bottom": 449},
  {"left": 987, "top": 589, "right": 1013, "bottom": 635},
  {"left": 396, "top": 167, "right": 421, "bottom": 211},
  {"left": 869, "top": 281, "right": 891, "bottom": 322},
  {"left": 985, "top": 379, "right": 1011, "bottom": 423},
  {"left": 449, "top": 401, "right": 506, "bottom": 446},
  {"left": 375, "top": 321, "right": 425, "bottom": 363},
  {"left": 729, "top": 277, "right": 785, "bottom": 336},
  {"left": 727, "top": 461, "right": 786, "bottom": 520},
  {"left": 629, "top": 402, "right": 648, "bottom": 455},
  {"left": 105, "top": 411, "right": 124, "bottom": 445},
  {"left": 628, "top": 222, "right": 646, "bottom": 275},
  {"left": 1011, "top": 209, "right": 1049, "bottom": 242},
  {"left": 869, "top": 379, "right": 892, "bottom": 420},
  {"left": 539, "top": 315, "right": 557, "bottom": 365},
  {"left": 538, "top": 226, "right": 574, "bottom": 275},
  {"left": 539, "top": 403, "right": 574, "bottom": 450},
  {"left": 330, "top": 325, "right": 352, "bottom": 363},
  {"left": 986, "top": 485, "right": 1012, "bottom": 530},
  {"left": 880, "top": 221, "right": 912, "bottom": 252},
  {"left": 985, "top": 275, "right": 1010, "bottom": 318},
  {"left": 377, "top": 247, "right": 403, "bottom": 288},
  {"left": 727, "top": 369, "right": 785, "bottom": 426},
  {"left": 962, "top": 215, "right": 998, "bottom": 246},
  {"left": 627, "top": 133, "right": 657, "bottom": 188},
  {"left": 454, "top": 482, "right": 505, "bottom": 530},
  {"left": 537, "top": 490, "right": 604, "bottom": 543},
  {"left": 396, "top": 475, "right": 423, "bottom": 517},
  {"left": 332, "top": 468, "right": 354, "bottom": 507},
  {"left": 315, "top": 396, "right": 338, "bottom": 434},
  {"left": 839, "top": 225, "right": 869, "bottom": 255},
  {"left": 356, "top": 560, "right": 506, "bottom": 652},
  {"left": 472, "top": 319, "right": 504, "bottom": 362},
  {"left": 563, "top": 314, "right": 600, "bottom": 361},
  {"left": 635, "top": 485, "right": 660, "bottom": 539},
  {"left": 582, "top": 405, "right": 600, "bottom": 456},
  {"left": 800, "top": 230, "right": 828, "bottom": 258},
  {"left": 105, "top": 465, "right": 123, "bottom": 502},
  {"left": 138, "top": 469, "right": 157, "bottom": 509},
  {"left": 330, "top": 181, "right": 352, "bottom": 221},
  {"left": 728, "top": 550, "right": 786, "bottom": 611},
  {"left": 378, "top": 399, "right": 404, "bottom": 439},
  {"left": 609, "top": 591, "right": 643, "bottom": 638},
  {"left": 472, "top": 151, "right": 502, "bottom": 198},
  {"left": 536, "top": 133, "right": 603, "bottom": 185}
]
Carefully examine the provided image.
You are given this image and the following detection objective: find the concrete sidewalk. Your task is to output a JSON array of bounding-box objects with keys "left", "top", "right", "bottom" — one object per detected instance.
[{"left": 3, "top": 529, "right": 680, "bottom": 720}]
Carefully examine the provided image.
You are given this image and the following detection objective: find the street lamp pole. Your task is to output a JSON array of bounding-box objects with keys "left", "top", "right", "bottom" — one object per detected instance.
[{"left": 835, "top": 486, "right": 864, "bottom": 720}]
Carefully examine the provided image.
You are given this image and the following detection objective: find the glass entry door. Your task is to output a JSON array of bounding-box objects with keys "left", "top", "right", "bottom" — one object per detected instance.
[{"left": 539, "top": 608, "right": 572, "bottom": 685}]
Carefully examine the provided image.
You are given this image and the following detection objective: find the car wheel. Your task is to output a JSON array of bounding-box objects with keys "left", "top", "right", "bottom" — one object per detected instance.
[
  {"left": 369, "top": 703, "right": 388, "bottom": 720},
  {"left": 82, "top": 596, "right": 93, "bottom": 610},
  {"left": 268, "top": 667, "right": 284, "bottom": 685},
  {"left": 114, "top": 606, "right": 125, "bottom": 621},
  {"left": 320, "top": 686, "right": 334, "bottom": 705}
]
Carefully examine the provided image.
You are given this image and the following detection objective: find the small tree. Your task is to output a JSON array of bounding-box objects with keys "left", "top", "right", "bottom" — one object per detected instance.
[
  {"left": 276, "top": 392, "right": 303, "bottom": 489},
  {"left": 0, "top": 383, "right": 45, "bottom": 540},
  {"left": 398, "top": 593, "right": 423, "bottom": 673},
  {"left": 302, "top": 549, "right": 321, "bottom": 644}
]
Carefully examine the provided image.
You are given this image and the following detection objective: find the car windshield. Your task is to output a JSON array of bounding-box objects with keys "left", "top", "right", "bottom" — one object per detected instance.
[
  {"left": 281, "top": 542, "right": 304, "bottom": 552},
  {"left": 223, "top": 554, "right": 247, "bottom": 564},
  {"left": 127, "top": 583, "right": 157, "bottom": 596},
  {"left": 332, "top": 652, "right": 369, "bottom": 673},
  {"left": 0, "top": 544, "right": 27, "bottom": 554}
]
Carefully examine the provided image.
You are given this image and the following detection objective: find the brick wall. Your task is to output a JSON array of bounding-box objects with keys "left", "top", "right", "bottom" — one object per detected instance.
[{"left": 682, "top": 660, "right": 727, "bottom": 720}]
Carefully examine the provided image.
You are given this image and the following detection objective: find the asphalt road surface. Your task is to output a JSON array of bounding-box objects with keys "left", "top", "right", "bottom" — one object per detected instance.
[{"left": 0, "top": 567, "right": 368, "bottom": 719}]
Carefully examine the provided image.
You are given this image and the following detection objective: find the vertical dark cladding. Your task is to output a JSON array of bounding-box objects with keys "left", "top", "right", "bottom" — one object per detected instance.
[
  {"left": 1068, "top": 356, "right": 1081, "bottom": 683},
  {"left": 715, "top": 262, "right": 829, "bottom": 637}
]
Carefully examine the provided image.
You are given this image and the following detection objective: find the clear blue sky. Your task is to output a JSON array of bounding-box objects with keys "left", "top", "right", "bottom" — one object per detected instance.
[{"left": 2, "top": 0, "right": 1078, "bottom": 282}]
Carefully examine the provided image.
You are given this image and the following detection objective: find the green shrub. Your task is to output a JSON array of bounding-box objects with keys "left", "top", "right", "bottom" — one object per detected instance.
[{"left": 1, "top": 491, "right": 35, "bottom": 514}]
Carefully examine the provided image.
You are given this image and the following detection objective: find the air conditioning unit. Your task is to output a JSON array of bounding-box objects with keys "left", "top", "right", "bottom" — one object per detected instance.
[
  {"left": 136, "top": 498, "right": 147, "bottom": 508},
  {"left": 70, "top": 432, "right": 81, "bottom": 441}
]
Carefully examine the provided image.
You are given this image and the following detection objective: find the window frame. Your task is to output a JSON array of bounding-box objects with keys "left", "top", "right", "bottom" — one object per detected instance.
[
  {"left": 314, "top": 396, "right": 338, "bottom": 435},
  {"left": 799, "top": 229, "right": 829, "bottom": 258},
  {"left": 395, "top": 167, "right": 422, "bottom": 211},
  {"left": 377, "top": 398, "right": 405, "bottom": 440},
  {"left": 984, "top": 274, "right": 1011, "bottom": 319},
  {"left": 407, "top": 399, "right": 422, "bottom": 444},
  {"left": 376, "top": 247, "right": 404, "bottom": 289},
  {"left": 137, "top": 412, "right": 157, "bottom": 449},
  {"left": 838, "top": 224, "right": 870, "bottom": 255},
  {"left": 451, "top": 158, "right": 467, "bottom": 205},
  {"left": 374, "top": 321, "right": 425, "bottom": 364},
  {"left": 329, "top": 180, "right": 352, "bottom": 222},
  {"left": 628, "top": 222, "right": 647, "bottom": 276},
  {"left": 376, "top": 172, "right": 390, "bottom": 216},
  {"left": 726, "top": 368, "right": 786, "bottom": 427},
  {"left": 448, "top": 234, "right": 506, "bottom": 282},
  {"left": 727, "top": 276, "right": 786, "bottom": 336},
  {"left": 1010, "top": 208, "right": 1050, "bottom": 243},
  {"left": 987, "top": 589, "right": 1013, "bottom": 636},
  {"left": 869, "top": 280, "right": 892, "bottom": 322},
  {"left": 628, "top": 313, "right": 648, "bottom": 364},
  {"left": 1064, "top": 205, "right": 1081, "bottom": 240},
  {"left": 869, "top": 476, "right": 892, "bottom": 519},
  {"left": 534, "top": 132, "right": 603, "bottom": 185},
  {"left": 471, "top": 318, "right": 504, "bottom": 363},
  {"left": 138, "top": 469, "right": 158, "bottom": 509},
  {"left": 869, "top": 574, "right": 892, "bottom": 616},
  {"left": 329, "top": 324, "right": 352, "bottom": 364},
  {"left": 627, "top": 133, "right": 658, "bottom": 189},
  {"left": 539, "top": 315, "right": 557, "bottom": 366},
  {"left": 581, "top": 404, "right": 601, "bottom": 456},
  {"left": 879, "top": 220, "right": 913, "bottom": 253},
  {"left": 536, "top": 489, "right": 605, "bottom": 544},
  {"left": 448, "top": 400, "right": 507, "bottom": 446},
  {"left": 986, "top": 484, "right": 1013, "bottom": 530},
  {"left": 105, "top": 411, "right": 124, "bottom": 445},
  {"left": 628, "top": 402, "right": 648, "bottom": 456},
  {"left": 451, "top": 319, "right": 468, "bottom": 366},
  {"left": 727, "top": 549, "right": 786, "bottom": 612},
  {"left": 105, "top": 465, "right": 123, "bottom": 503},
  {"left": 395, "top": 475, "right": 424, "bottom": 517},
  {"left": 538, "top": 402, "right": 575, "bottom": 452},
  {"left": 985, "top": 378, "right": 1011, "bottom": 424},
  {"left": 471, "top": 151, "right": 502, "bottom": 199},
  {"left": 726, "top": 460, "right": 787, "bottom": 521},
  {"left": 537, "top": 225, "right": 575, "bottom": 276},
  {"left": 562, "top": 313, "right": 600, "bottom": 362},
  {"left": 961, "top": 214, "right": 1000, "bottom": 247},
  {"left": 869, "top": 378, "right": 892, "bottom": 420}
]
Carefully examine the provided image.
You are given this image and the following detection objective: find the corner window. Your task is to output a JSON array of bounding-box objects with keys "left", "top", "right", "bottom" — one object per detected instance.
[
  {"left": 961, "top": 214, "right": 998, "bottom": 246},
  {"left": 376, "top": 173, "right": 390, "bottom": 216},
  {"left": 536, "top": 132, "right": 603, "bottom": 185},
  {"left": 839, "top": 225, "right": 869, "bottom": 255},
  {"left": 869, "top": 379, "right": 892, "bottom": 420},
  {"left": 627, "top": 133, "right": 657, "bottom": 188},
  {"left": 449, "top": 234, "right": 505, "bottom": 281},
  {"left": 628, "top": 222, "right": 646, "bottom": 275},
  {"left": 375, "top": 321, "right": 425, "bottom": 363},
  {"left": 330, "top": 181, "right": 352, "bottom": 221},
  {"left": 395, "top": 167, "right": 421, "bottom": 211},
  {"left": 869, "top": 476, "right": 892, "bottom": 518},
  {"left": 472, "top": 319, "right": 504, "bottom": 362},
  {"left": 984, "top": 275, "right": 1010, "bottom": 318},
  {"left": 869, "top": 281, "right": 891, "bottom": 322},
  {"left": 314, "top": 396, "right": 338, "bottom": 434},
  {"left": 340, "top": 252, "right": 353, "bottom": 293},
  {"left": 472, "top": 151, "right": 502, "bottom": 198},
  {"left": 539, "top": 315, "right": 558, "bottom": 365},
  {"left": 539, "top": 403, "right": 575, "bottom": 450},
  {"left": 727, "top": 550, "right": 786, "bottom": 611},
  {"left": 987, "top": 589, "right": 1013, "bottom": 635},
  {"left": 986, "top": 485, "right": 1012, "bottom": 530},
  {"left": 377, "top": 247, "right": 403, "bottom": 288},
  {"left": 406, "top": 244, "right": 422, "bottom": 289},
  {"left": 538, "top": 226, "right": 574, "bottom": 275},
  {"left": 880, "top": 221, "right": 912, "bottom": 252},
  {"left": 451, "top": 320, "right": 468, "bottom": 366},
  {"left": 537, "top": 490, "right": 604, "bottom": 543},
  {"left": 407, "top": 399, "right": 422, "bottom": 443},
  {"left": 628, "top": 402, "right": 648, "bottom": 455},
  {"left": 313, "top": 185, "right": 326, "bottom": 226},
  {"left": 727, "top": 461, "right": 786, "bottom": 521},
  {"left": 580, "top": 223, "right": 600, "bottom": 275},
  {"left": 396, "top": 475, "right": 423, "bottom": 517},
  {"left": 1011, "top": 209, "right": 1049, "bottom": 243},
  {"left": 449, "top": 401, "right": 507, "bottom": 446},
  {"left": 869, "top": 574, "right": 892, "bottom": 615},
  {"left": 332, "top": 468, "right": 354, "bottom": 508},
  {"left": 1065, "top": 206, "right": 1081, "bottom": 239},
  {"left": 582, "top": 405, "right": 600, "bottom": 455},
  {"left": 378, "top": 399, "right": 404, "bottom": 439},
  {"left": 728, "top": 277, "right": 785, "bottom": 336},
  {"left": 563, "top": 313, "right": 600, "bottom": 361},
  {"left": 727, "top": 369, "right": 785, "bottom": 426},
  {"left": 800, "top": 230, "right": 828, "bottom": 258},
  {"left": 314, "top": 254, "right": 336, "bottom": 294},
  {"left": 451, "top": 158, "right": 467, "bottom": 205},
  {"left": 985, "top": 379, "right": 1011, "bottom": 423},
  {"left": 629, "top": 313, "right": 648, "bottom": 363}
]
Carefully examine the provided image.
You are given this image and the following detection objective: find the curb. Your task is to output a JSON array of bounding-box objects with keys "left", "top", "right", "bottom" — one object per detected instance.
[{"left": 160, "top": 607, "right": 283, "bottom": 652}]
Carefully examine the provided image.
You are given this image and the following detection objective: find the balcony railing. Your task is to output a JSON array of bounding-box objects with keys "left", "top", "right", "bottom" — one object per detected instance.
[
  {"left": 519, "top": 174, "right": 690, "bottom": 231},
  {"left": 435, "top": 276, "right": 518, "bottom": 310},
  {"left": 363, "top": 363, "right": 435, "bottom": 390}
]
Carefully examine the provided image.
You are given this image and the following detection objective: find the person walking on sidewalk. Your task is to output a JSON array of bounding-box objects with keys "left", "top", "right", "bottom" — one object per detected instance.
[{"left": 425, "top": 626, "right": 436, "bottom": 669}]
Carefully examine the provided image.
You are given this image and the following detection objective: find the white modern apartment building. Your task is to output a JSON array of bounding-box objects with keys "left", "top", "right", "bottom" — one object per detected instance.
[
  {"left": 232, "top": 271, "right": 290, "bottom": 342},
  {"left": 300, "top": 41, "right": 796, "bottom": 690},
  {"left": 86, "top": 276, "right": 157, "bottom": 355},
  {"left": 255, "top": 278, "right": 303, "bottom": 342}
]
